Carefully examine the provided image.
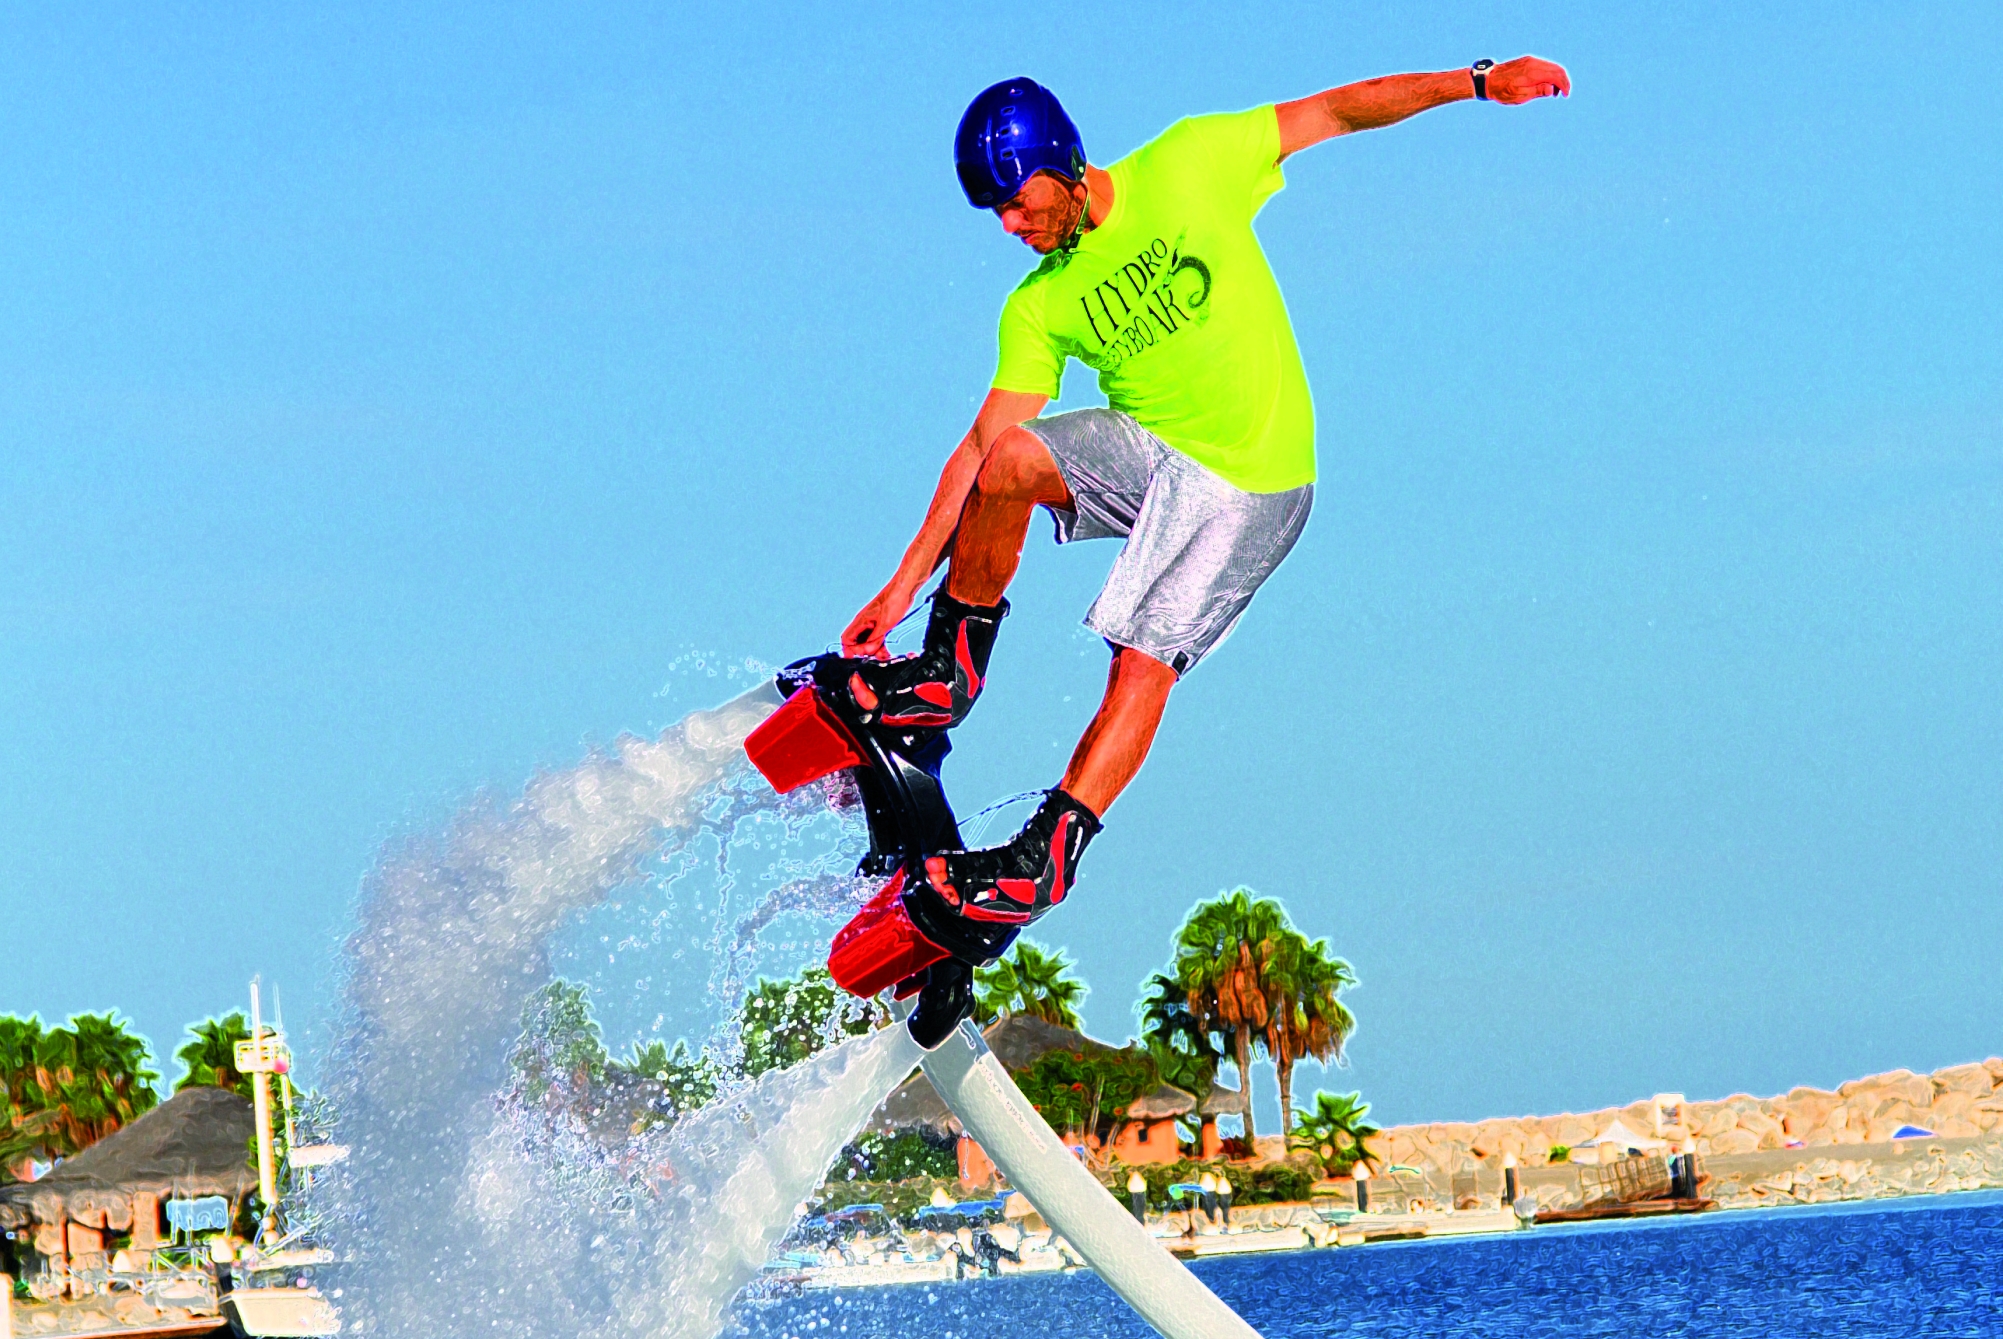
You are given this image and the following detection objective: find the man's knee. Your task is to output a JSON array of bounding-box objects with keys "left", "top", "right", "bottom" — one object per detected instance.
[
  {"left": 974, "top": 425, "right": 1062, "bottom": 504},
  {"left": 1110, "top": 645, "right": 1177, "bottom": 703}
]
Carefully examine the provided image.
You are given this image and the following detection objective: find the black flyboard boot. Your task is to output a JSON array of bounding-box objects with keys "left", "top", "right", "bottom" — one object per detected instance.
[
  {"left": 742, "top": 590, "right": 1004, "bottom": 797},
  {"left": 744, "top": 635, "right": 1018, "bottom": 1019},
  {"left": 904, "top": 958, "right": 977, "bottom": 1050},
  {"left": 844, "top": 591, "right": 1007, "bottom": 732},
  {"left": 877, "top": 791, "right": 1101, "bottom": 1048},
  {"left": 910, "top": 788, "right": 1102, "bottom": 931}
]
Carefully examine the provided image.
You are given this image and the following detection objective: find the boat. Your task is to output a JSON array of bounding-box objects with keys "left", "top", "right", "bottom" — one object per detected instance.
[
  {"left": 1166, "top": 1225, "right": 1314, "bottom": 1257},
  {"left": 219, "top": 1280, "right": 340, "bottom": 1339},
  {"left": 1535, "top": 1196, "right": 1714, "bottom": 1224}
]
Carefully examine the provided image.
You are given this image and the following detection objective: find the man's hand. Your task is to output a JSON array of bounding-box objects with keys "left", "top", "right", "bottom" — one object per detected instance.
[
  {"left": 1485, "top": 56, "right": 1570, "bottom": 104},
  {"left": 843, "top": 583, "right": 917, "bottom": 659}
]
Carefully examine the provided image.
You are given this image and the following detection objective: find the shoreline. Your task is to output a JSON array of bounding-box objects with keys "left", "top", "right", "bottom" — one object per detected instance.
[{"left": 769, "top": 1134, "right": 2003, "bottom": 1290}]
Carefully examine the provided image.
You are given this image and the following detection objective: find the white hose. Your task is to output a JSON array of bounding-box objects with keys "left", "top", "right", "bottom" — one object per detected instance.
[{"left": 917, "top": 1019, "right": 1264, "bottom": 1339}]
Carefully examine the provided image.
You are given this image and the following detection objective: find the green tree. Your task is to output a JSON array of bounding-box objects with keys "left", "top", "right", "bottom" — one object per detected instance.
[
  {"left": 973, "top": 940, "right": 1087, "bottom": 1028},
  {"left": 738, "top": 967, "right": 882, "bottom": 1079},
  {"left": 1135, "top": 972, "right": 1220, "bottom": 1097},
  {"left": 1, "top": 1012, "right": 159, "bottom": 1171},
  {"left": 64, "top": 1012, "right": 158, "bottom": 1133},
  {"left": 1290, "top": 1090, "right": 1380, "bottom": 1176},
  {"left": 1013, "top": 1047, "right": 1158, "bottom": 1139},
  {"left": 509, "top": 981, "right": 608, "bottom": 1102},
  {"left": 174, "top": 1012, "right": 254, "bottom": 1099},
  {"left": 612, "top": 1038, "right": 722, "bottom": 1118},
  {"left": 1263, "top": 936, "right": 1358, "bottom": 1136},
  {"left": 1167, "top": 888, "right": 1360, "bottom": 1140},
  {"left": 842, "top": 1130, "right": 958, "bottom": 1181},
  {"left": 616, "top": 1039, "right": 676, "bottom": 1084},
  {"left": 1, "top": 1015, "right": 52, "bottom": 1173},
  {"left": 1169, "top": 889, "right": 1291, "bottom": 1139}
]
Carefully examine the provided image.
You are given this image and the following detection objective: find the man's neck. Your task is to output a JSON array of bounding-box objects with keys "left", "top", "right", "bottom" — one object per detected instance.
[{"left": 1083, "top": 164, "right": 1114, "bottom": 228}]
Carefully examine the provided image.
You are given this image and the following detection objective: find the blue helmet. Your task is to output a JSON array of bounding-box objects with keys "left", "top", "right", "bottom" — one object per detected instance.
[{"left": 954, "top": 77, "right": 1086, "bottom": 209}]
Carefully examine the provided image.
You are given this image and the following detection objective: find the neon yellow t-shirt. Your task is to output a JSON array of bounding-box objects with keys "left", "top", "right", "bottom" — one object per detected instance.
[{"left": 991, "top": 106, "right": 1314, "bottom": 494}]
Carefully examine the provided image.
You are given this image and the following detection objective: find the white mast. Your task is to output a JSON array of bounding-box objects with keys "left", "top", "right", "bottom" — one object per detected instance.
[
  {"left": 235, "top": 977, "right": 291, "bottom": 1239},
  {"left": 273, "top": 986, "right": 297, "bottom": 1155}
]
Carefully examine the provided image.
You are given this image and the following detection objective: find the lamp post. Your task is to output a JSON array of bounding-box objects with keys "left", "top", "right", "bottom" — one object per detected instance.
[
  {"left": 1198, "top": 1171, "right": 1218, "bottom": 1226},
  {"left": 1672, "top": 1141, "right": 1698, "bottom": 1199},
  {"left": 1216, "top": 1174, "right": 1233, "bottom": 1229},
  {"left": 1353, "top": 1162, "right": 1371, "bottom": 1214},
  {"left": 1127, "top": 1170, "right": 1148, "bottom": 1223}
]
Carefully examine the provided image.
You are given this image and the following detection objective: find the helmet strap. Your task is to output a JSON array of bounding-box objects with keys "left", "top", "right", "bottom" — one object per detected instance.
[{"left": 1057, "top": 174, "right": 1095, "bottom": 252}]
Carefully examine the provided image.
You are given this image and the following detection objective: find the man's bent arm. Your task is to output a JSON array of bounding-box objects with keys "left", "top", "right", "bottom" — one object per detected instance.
[
  {"left": 843, "top": 387, "right": 1048, "bottom": 656},
  {"left": 1275, "top": 56, "right": 1569, "bottom": 158}
]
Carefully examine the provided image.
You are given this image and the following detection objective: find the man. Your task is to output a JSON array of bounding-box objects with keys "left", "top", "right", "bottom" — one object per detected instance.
[{"left": 838, "top": 58, "right": 1569, "bottom": 937}]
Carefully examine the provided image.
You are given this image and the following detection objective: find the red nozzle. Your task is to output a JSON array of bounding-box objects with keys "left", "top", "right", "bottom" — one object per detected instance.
[{"left": 828, "top": 869, "right": 950, "bottom": 999}]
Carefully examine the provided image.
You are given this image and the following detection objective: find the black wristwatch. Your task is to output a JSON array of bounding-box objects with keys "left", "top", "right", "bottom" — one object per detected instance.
[{"left": 1472, "top": 58, "right": 1494, "bottom": 101}]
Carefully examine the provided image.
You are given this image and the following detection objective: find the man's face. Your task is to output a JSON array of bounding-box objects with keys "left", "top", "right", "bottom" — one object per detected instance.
[{"left": 994, "top": 171, "right": 1088, "bottom": 254}]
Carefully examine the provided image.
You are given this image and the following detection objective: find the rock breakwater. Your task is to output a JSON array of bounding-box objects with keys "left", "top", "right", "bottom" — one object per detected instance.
[
  {"left": 1374, "top": 1058, "right": 2003, "bottom": 1174},
  {"left": 1699, "top": 1135, "right": 2003, "bottom": 1209}
]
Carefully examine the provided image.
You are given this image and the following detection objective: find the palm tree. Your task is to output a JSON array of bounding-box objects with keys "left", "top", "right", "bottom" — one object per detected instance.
[
  {"left": 1, "top": 1015, "right": 47, "bottom": 1106},
  {"left": 174, "top": 1013, "right": 253, "bottom": 1099},
  {"left": 1170, "top": 889, "right": 1291, "bottom": 1139},
  {"left": 1135, "top": 972, "right": 1220, "bottom": 1095},
  {"left": 1263, "top": 935, "right": 1358, "bottom": 1137},
  {"left": 508, "top": 980, "right": 609, "bottom": 1102},
  {"left": 974, "top": 940, "right": 1087, "bottom": 1028},
  {"left": 64, "top": 1012, "right": 159, "bottom": 1129},
  {"left": 1290, "top": 1090, "right": 1381, "bottom": 1175},
  {"left": 1, "top": 1012, "right": 159, "bottom": 1167},
  {"left": 2, "top": 1015, "right": 53, "bottom": 1174},
  {"left": 1136, "top": 972, "right": 1222, "bottom": 1152}
]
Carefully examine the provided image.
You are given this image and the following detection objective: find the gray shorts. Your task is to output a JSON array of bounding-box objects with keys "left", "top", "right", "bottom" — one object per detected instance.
[{"left": 1020, "top": 407, "right": 1313, "bottom": 675}]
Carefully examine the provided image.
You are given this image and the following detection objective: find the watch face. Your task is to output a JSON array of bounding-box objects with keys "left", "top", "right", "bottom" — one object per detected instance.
[{"left": 1473, "top": 59, "right": 1494, "bottom": 72}]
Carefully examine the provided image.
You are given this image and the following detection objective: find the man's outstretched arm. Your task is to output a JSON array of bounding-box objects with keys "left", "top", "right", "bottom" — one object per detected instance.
[
  {"left": 1275, "top": 56, "right": 1569, "bottom": 158},
  {"left": 842, "top": 387, "right": 1048, "bottom": 656}
]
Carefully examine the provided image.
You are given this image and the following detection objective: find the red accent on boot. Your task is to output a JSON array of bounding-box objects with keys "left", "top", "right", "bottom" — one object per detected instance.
[
  {"left": 745, "top": 687, "right": 868, "bottom": 794},
  {"left": 880, "top": 710, "right": 955, "bottom": 727},
  {"left": 912, "top": 681, "right": 955, "bottom": 707},
  {"left": 989, "top": 813, "right": 1072, "bottom": 908},
  {"left": 827, "top": 869, "right": 951, "bottom": 999},
  {"left": 1045, "top": 813, "right": 1072, "bottom": 905},
  {"left": 994, "top": 878, "right": 1037, "bottom": 905},
  {"left": 960, "top": 902, "right": 1031, "bottom": 924},
  {"left": 956, "top": 623, "right": 983, "bottom": 697}
]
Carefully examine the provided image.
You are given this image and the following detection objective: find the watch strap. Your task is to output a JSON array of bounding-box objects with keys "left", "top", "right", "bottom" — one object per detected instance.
[{"left": 1472, "top": 58, "right": 1494, "bottom": 101}]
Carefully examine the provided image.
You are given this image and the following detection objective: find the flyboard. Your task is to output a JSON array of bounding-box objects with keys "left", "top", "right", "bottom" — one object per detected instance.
[{"left": 744, "top": 657, "right": 1264, "bottom": 1339}]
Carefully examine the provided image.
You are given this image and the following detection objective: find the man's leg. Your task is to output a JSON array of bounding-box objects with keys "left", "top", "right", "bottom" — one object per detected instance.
[
  {"left": 942, "top": 425, "right": 1074, "bottom": 606},
  {"left": 850, "top": 425, "right": 1070, "bottom": 714},
  {"left": 1057, "top": 646, "right": 1175, "bottom": 815},
  {"left": 925, "top": 645, "right": 1170, "bottom": 896}
]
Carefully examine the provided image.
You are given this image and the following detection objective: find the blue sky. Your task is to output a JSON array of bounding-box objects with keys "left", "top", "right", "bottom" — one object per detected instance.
[{"left": 2, "top": 3, "right": 1997, "bottom": 1131}]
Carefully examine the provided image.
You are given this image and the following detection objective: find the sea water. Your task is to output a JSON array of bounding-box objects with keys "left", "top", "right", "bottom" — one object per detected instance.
[{"left": 726, "top": 1191, "right": 2003, "bottom": 1338}]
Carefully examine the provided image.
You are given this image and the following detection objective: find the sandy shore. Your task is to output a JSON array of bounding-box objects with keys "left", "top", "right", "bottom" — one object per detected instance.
[{"left": 772, "top": 1135, "right": 2003, "bottom": 1289}]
